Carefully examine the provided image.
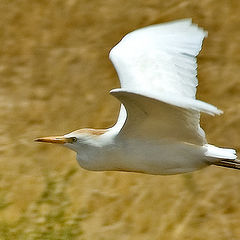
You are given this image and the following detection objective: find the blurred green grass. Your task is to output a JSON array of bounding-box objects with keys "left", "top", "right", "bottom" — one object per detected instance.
[{"left": 0, "top": 168, "right": 85, "bottom": 240}]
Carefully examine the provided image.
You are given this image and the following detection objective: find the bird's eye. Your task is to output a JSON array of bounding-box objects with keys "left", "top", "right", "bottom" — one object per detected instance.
[{"left": 72, "top": 137, "right": 77, "bottom": 142}]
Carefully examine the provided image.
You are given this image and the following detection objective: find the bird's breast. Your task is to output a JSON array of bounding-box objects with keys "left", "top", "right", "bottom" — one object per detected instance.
[{"left": 75, "top": 140, "right": 208, "bottom": 174}]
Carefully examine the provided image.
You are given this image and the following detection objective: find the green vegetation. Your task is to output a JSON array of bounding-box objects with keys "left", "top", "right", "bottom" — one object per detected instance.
[{"left": 0, "top": 169, "right": 86, "bottom": 240}]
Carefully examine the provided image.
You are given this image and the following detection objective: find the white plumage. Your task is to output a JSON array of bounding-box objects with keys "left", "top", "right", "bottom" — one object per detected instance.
[
  {"left": 110, "top": 19, "right": 204, "bottom": 99},
  {"left": 36, "top": 19, "right": 239, "bottom": 174}
]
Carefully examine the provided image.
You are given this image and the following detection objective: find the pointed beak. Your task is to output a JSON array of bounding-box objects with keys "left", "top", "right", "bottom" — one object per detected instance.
[{"left": 35, "top": 136, "right": 73, "bottom": 144}]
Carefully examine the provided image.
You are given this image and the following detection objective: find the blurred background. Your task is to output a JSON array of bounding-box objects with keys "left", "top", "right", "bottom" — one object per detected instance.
[{"left": 0, "top": 0, "right": 240, "bottom": 239}]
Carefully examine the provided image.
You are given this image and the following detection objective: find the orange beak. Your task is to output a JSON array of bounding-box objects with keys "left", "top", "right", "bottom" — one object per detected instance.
[{"left": 35, "top": 136, "right": 73, "bottom": 144}]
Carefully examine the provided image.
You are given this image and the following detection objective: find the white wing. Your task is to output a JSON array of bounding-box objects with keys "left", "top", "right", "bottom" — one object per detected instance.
[
  {"left": 111, "top": 90, "right": 205, "bottom": 144},
  {"left": 109, "top": 19, "right": 222, "bottom": 144},
  {"left": 110, "top": 19, "right": 206, "bottom": 99}
]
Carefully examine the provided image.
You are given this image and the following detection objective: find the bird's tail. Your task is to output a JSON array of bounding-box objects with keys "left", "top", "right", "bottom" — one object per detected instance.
[{"left": 205, "top": 144, "right": 240, "bottom": 170}]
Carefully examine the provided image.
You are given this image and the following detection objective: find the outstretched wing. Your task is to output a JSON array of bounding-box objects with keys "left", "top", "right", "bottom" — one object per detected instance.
[
  {"left": 109, "top": 19, "right": 222, "bottom": 144},
  {"left": 111, "top": 90, "right": 219, "bottom": 144},
  {"left": 110, "top": 19, "right": 206, "bottom": 99}
]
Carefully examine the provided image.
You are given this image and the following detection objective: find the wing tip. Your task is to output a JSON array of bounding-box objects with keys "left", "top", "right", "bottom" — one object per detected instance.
[
  {"left": 209, "top": 109, "right": 223, "bottom": 116},
  {"left": 155, "top": 18, "right": 207, "bottom": 35},
  {"left": 216, "top": 109, "right": 224, "bottom": 115},
  {"left": 198, "top": 105, "right": 223, "bottom": 116}
]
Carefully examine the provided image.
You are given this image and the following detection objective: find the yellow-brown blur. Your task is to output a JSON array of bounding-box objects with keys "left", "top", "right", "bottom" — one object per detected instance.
[{"left": 0, "top": 0, "right": 240, "bottom": 239}]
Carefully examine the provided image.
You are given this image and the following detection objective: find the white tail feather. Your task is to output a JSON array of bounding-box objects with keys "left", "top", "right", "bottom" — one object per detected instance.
[{"left": 205, "top": 144, "right": 237, "bottom": 160}]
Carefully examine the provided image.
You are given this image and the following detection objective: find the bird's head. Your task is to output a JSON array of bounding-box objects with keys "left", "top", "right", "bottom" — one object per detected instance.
[{"left": 35, "top": 128, "right": 107, "bottom": 152}]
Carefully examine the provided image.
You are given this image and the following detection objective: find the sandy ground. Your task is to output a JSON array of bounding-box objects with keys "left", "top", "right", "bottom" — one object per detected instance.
[{"left": 0, "top": 0, "right": 240, "bottom": 239}]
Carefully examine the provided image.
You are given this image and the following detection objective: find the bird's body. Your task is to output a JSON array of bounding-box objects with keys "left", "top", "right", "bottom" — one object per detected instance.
[
  {"left": 36, "top": 19, "right": 239, "bottom": 174},
  {"left": 75, "top": 136, "right": 208, "bottom": 175}
]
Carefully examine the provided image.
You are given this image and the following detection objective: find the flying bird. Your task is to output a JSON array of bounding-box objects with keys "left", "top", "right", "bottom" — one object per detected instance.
[{"left": 36, "top": 19, "right": 239, "bottom": 175}]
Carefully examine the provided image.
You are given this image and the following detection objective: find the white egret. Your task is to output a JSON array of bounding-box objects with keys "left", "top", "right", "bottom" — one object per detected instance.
[{"left": 36, "top": 19, "right": 239, "bottom": 175}]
